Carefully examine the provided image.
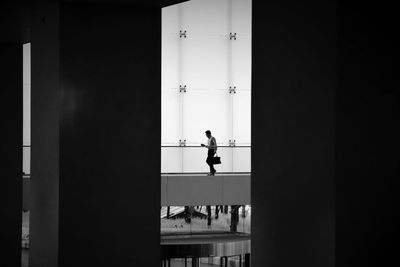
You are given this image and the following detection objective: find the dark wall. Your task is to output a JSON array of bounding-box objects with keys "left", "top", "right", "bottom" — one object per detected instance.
[
  {"left": 30, "top": 4, "right": 60, "bottom": 267},
  {"left": 0, "top": 3, "right": 29, "bottom": 267},
  {"left": 58, "top": 4, "right": 160, "bottom": 267},
  {"left": 0, "top": 3, "right": 31, "bottom": 43},
  {"left": 336, "top": 1, "right": 399, "bottom": 266},
  {"left": 252, "top": 1, "right": 336, "bottom": 266},
  {"left": 0, "top": 44, "right": 23, "bottom": 267}
]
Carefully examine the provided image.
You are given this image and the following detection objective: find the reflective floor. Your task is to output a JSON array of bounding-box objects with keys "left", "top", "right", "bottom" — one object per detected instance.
[
  {"left": 165, "top": 257, "right": 244, "bottom": 267},
  {"left": 22, "top": 211, "right": 29, "bottom": 267},
  {"left": 22, "top": 249, "right": 28, "bottom": 267},
  {"left": 161, "top": 206, "right": 251, "bottom": 235}
]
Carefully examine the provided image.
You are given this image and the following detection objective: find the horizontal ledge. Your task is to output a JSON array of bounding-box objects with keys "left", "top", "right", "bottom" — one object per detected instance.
[
  {"left": 161, "top": 146, "right": 251, "bottom": 148},
  {"left": 161, "top": 172, "right": 250, "bottom": 176}
]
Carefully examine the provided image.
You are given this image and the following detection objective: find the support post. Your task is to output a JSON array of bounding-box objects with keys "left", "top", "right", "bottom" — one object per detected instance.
[
  {"left": 207, "top": 205, "right": 212, "bottom": 226},
  {"left": 244, "top": 253, "right": 250, "bottom": 267},
  {"left": 192, "top": 257, "right": 200, "bottom": 267}
]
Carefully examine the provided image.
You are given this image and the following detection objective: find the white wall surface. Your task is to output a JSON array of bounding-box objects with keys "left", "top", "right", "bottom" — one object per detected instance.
[
  {"left": 23, "top": 43, "right": 31, "bottom": 175},
  {"left": 162, "top": 0, "right": 252, "bottom": 173}
]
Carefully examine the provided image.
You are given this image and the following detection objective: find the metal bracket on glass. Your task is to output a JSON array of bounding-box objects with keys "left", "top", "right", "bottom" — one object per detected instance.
[
  {"left": 229, "top": 86, "right": 237, "bottom": 94},
  {"left": 229, "top": 139, "right": 236, "bottom": 147},
  {"left": 179, "top": 139, "right": 187, "bottom": 146},
  {"left": 179, "top": 85, "right": 187, "bottom": 93},
  {"left": 229, "top": 32, "right": 237, "bottom": 40},
  {"left": 179, "top": 30, "right": 187, "bottom": 38}
]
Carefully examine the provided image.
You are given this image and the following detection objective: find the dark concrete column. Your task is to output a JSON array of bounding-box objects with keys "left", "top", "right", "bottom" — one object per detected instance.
[
  {"left": 58, "top": 4, "right": 160, "bottom": 267},
  {"left": 252, "top": 0, "right": 335, "bottom": 266},
  {"left": 336, "top": 2, "right": 399, "bottom": 266},
  {"left": 0, "top": 43, "right": 23, "bottom": 267},
  {"left": 30, "top": 4, "right": 60, "bottom": 267},
  {"left": 29, "top": 3, "right": 161, "bottom": 267}
]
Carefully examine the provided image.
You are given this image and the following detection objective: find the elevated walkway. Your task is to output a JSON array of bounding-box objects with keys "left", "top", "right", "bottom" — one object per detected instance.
[{"left": 161, "top": 173, "right": 250, "bottom": 206}]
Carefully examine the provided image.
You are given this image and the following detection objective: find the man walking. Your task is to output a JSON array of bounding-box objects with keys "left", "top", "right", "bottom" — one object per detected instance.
[{"left": 201, "top": 130, "right": 217, "bottom": 176}]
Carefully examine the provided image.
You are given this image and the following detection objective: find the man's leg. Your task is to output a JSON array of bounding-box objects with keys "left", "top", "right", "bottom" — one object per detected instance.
[
  {"left": 206, "top": 155, "right": 212, "bottom": 173},
  {"left": 208, "top": 150, "right": 216, "bottom": 174},
  {"left": 206, "top": 150, "right": 215, "bottom": 174},
  {"left": 211, "top": 162, "right": 216, "bottom": 174}
]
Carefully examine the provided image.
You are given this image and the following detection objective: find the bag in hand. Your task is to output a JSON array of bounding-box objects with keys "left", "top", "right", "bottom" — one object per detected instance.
[{"left": 212, "top": 156, "right": 221, "bottom": 164}]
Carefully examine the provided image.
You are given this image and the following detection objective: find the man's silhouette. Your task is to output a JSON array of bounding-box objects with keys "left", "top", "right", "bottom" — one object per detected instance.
[{"left": 201, "top": 130, "right": 217, "bottom": 176}]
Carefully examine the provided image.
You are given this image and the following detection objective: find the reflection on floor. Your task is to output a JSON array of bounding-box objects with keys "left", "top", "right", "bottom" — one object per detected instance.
[
  {"left": 21, "top": 207, "right": 249, "bottom": 267},
  {"left": 169, "top": 257, "right": 243, "bottom": 267},
  {"left": 161, "top": 231, "right": 250, "bottom": 245},
  {"left": 161, "top": 206, "right": 251, "bottom": 234},
  {"left": 22, "top": 249, "right": 28, "bottom": 267},
  {"left": 22, "top": 211, "right": 29, "bottom": 248},
  {"left": 22, "top": 211, "right": 29, "bottom": 267}
]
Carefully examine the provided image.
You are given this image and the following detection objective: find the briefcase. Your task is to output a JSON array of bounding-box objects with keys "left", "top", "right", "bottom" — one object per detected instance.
[{"left": 213, "top": 156, "right": 221, "bottom": 164}]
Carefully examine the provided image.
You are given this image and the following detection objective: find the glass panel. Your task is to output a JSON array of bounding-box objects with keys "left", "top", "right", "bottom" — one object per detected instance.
[
  {"left": 161, "top": 90, "right": 180, "bottom": 145},
  {"left": 231, "top": 0, "right": 252, "bottom": 37},
  {"left": 182, "top": 146, "right": 233, "bottom": 173},
  {"left": 181, "top": 0, "right": 229, "bottom": 36},
  {"left": 181, "top": 37, "right": 229, "bottom": 90},
  {"left": 23, "top": 43, "right": 31, "bottom": 146},
  {"left": 162, "top": 35, "right": 180, "bottom": 91},
  {"left": 218, "top": 147, "right": 233, "bottom": 173},
  {"left": 233, "top": 90, "right": 251, "bottom": 144},
  {"left": 182, "top": 147, "right": 208, "bottom": 173},
  {"left": 232, "top": 37, "right": 252, "bottom": 90},
  {"left": 161, "top": 3, "right": 180, "bottom": 147},
  {"left": 161, "top": 147, "right": 182, "bottom": 173},
  {"left": 23, "top": 146, "right": 30, "bottom": 175},
  {"left": 161, "top": 147, "right": 236, "bottom": 173},
  {"left": 233, "top": 147, "right": 251, "bottom": 173},
  {"left": 162, "top": 4, "right": 180, "bottom": 34},
  {"left": 183, "top": 89, "right": 230, "bottom": 144},
  {"left": 23, "top": 43, "right": 31, "bottom": 85}
]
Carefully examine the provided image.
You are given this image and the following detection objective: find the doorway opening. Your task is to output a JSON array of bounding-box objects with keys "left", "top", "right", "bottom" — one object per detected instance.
[
  {"left": 161, "top": 0, "right": 252, "bottom": 266},
  {"left": 22, "top": 42, "right": 30, "bottom": 267}
]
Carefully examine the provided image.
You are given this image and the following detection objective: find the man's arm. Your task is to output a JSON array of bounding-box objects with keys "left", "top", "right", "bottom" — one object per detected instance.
[{"left": 210, "top": 137, "right": 217, "bottom": 150}]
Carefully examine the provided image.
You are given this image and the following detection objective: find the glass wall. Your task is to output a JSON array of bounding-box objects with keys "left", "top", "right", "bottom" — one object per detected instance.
[
  {"left": 23, "top": 43, "right": 31, "bottom": 176},
  {"left": 22, "top": 43, "right": 31, "bottom": 267},
  {"left": 162, "top": 0, "right": 252, "bottom": 173}
]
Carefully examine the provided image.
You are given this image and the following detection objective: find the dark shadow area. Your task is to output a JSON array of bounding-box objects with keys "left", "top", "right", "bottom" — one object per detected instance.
[
  {"left": 252, "top": 1, "right": 335, "bottom": 266},
  {"left": 336, "top": 1, "right": 400, "bottom": 266},
  {"left": 0, "top": 43, "right": 23, "bottom": 267}
]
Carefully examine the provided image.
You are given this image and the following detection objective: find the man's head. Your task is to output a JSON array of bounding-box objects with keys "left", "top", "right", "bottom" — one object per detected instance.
[{"left": 205, "top": 130, "right": 211, "bottom": 138}]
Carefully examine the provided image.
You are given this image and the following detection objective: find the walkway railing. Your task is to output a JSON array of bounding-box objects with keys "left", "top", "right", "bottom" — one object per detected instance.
[
  {"left": 23, "top": 144, "right": 251, "bottom": 175},
  {"left": 23, "top": 145, "right": 30, "bottom": 176},
  {"left": 161, "top": 145, "right": 251, "bottom": 173}
]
